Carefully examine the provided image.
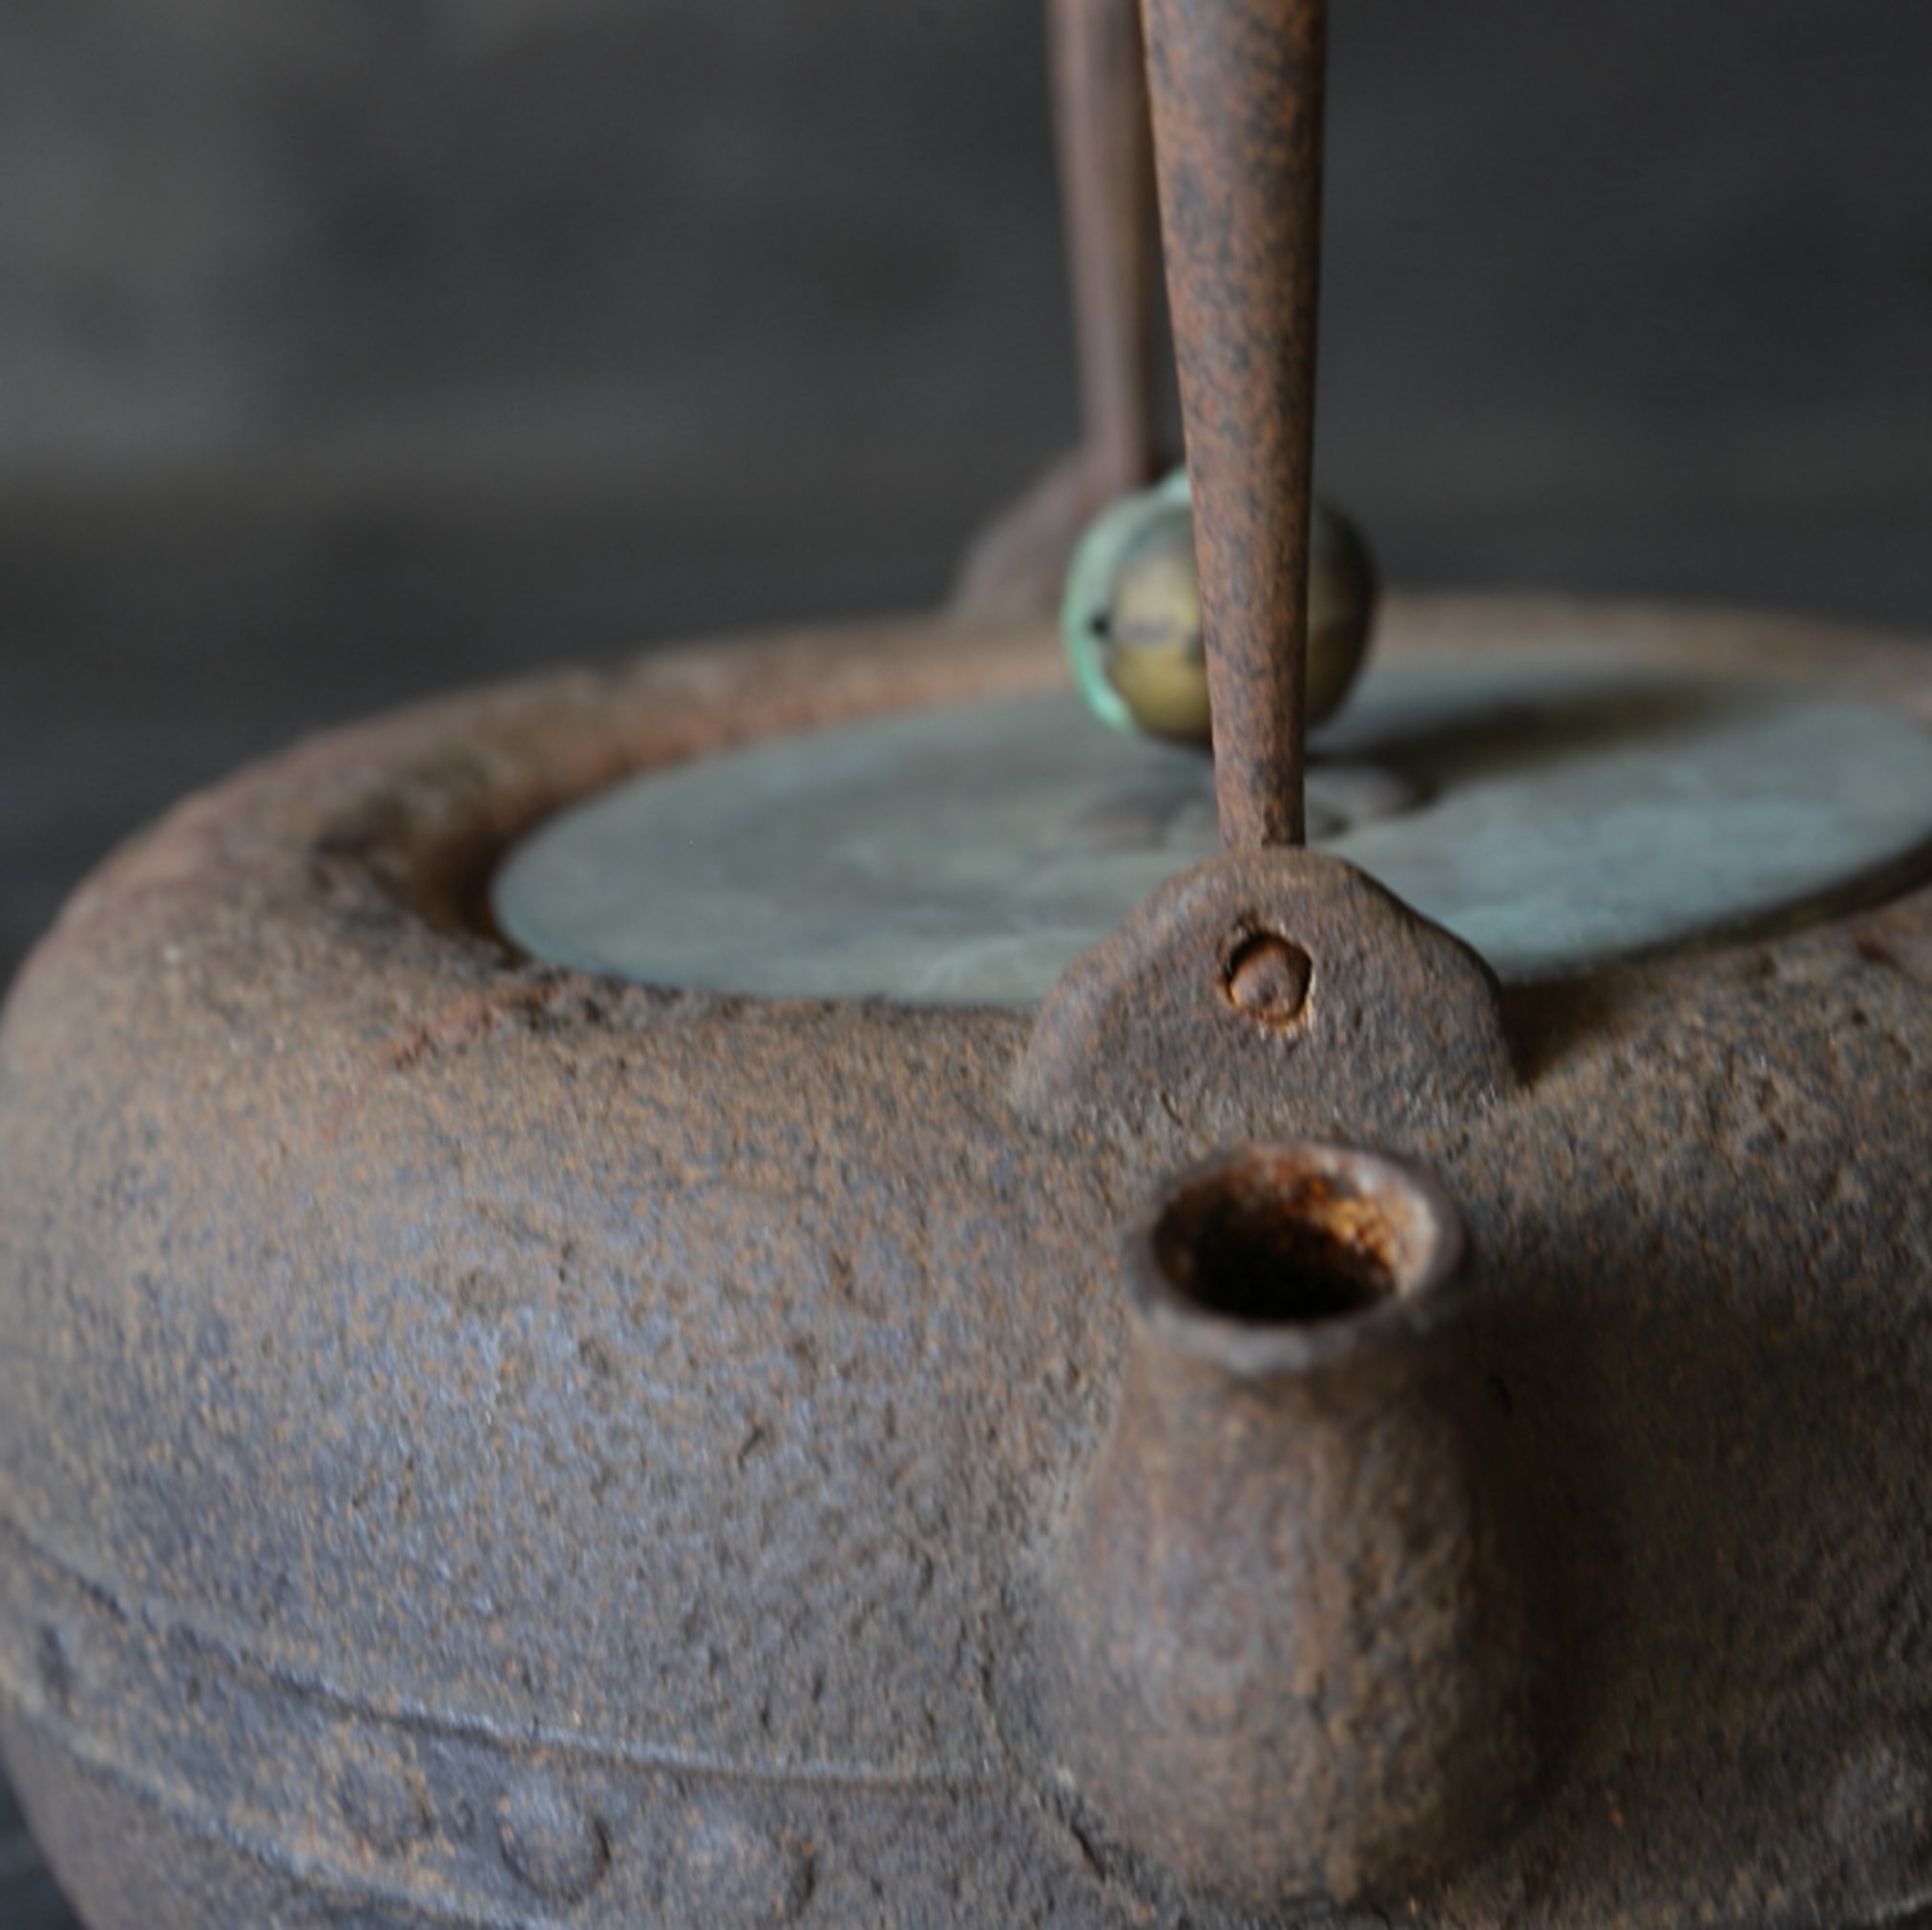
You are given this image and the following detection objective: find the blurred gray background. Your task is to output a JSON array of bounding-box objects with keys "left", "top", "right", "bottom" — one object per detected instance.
[{"left": 4, "top": 1, "right": 1932, "bottom": 1918}]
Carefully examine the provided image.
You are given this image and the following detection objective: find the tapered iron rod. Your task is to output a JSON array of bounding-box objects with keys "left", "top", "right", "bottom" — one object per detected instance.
[{"left": 1142, "top": 0, "right": 1326, "bottom": 848}]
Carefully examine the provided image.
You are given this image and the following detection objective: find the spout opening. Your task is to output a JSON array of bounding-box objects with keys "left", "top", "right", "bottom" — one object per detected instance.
[{"left": 1133, "top": 1143, "right": 1466, "bottom": 1374}]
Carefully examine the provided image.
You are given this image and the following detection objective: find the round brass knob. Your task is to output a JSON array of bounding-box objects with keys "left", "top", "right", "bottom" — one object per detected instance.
[{"left": 1062, "top": 469, "right": 1378, "bottom": 746}]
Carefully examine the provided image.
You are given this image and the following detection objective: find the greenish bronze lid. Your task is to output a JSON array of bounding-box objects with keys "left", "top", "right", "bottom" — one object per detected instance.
[{"left": 494, "top": 654, "right": 1932, "bottom": 1004}]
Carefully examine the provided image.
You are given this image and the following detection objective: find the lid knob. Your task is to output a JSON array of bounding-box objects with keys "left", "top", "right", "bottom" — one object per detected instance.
[{"left": 1144, "top": 0, "right": 1327, "bottom": 848}]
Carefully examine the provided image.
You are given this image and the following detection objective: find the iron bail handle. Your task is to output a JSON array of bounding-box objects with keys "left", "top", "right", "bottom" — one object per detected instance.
[
  {"left": 1022, "top": 6, "right": 1511, "bottom": 1137},
  {"left": 1143, "top": 0, "right": 1327, "bottom": 850}
]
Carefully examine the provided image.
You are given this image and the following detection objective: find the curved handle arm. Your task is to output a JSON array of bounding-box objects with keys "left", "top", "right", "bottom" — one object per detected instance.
[{"left": 1142, "top": 0, "right": 1327, "bottom": 848}]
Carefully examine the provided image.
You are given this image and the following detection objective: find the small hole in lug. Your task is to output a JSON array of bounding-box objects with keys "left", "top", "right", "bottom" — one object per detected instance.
[
  {"left": 1222, "top": 931, "right": 1313, "bottom": 1031},
  {"left": 1155, "top": 1162, "right": 1400, "bottom": 1328}
]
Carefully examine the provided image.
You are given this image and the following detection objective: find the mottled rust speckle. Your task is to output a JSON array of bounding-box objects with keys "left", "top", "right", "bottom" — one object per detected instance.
[{"left": 1, "top": 599, "right": 1931, "bottom": 1929}]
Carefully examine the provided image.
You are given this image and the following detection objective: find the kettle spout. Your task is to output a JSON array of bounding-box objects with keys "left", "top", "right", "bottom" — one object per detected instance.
[{"left": 1040, "top": 1142, "right": 1542, "bottom": 1909}]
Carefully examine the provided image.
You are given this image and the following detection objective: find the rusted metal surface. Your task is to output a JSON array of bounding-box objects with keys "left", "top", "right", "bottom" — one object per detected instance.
[
  {"left": 3, "top": 598, "right": 1932, "bottom": 1926},
  {"left": 1012, "top": 843, "right": 1517, "bottom": 1147},
  {"left": 7, "top": 0, "right": 1931, "bottom": 1916},
  {"left": 1039, "top": 1143, "right": 1539, "bottom": 1906},
  {"left": 1144, "top": 0, "right": 1326, "bottom": 847},
  {"left": 1053, "top": 0, "right": 1161, "bottom": 509},
  {"left": 953, "top": 0, "right": 1162, "bottom": 619}
]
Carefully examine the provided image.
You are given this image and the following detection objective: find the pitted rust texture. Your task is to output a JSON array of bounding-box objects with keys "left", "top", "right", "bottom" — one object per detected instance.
[
  {"left": 1038, "top": 1144, "right": 1540, "bottom": 1908},
  {"left": 0, "top": 598, "right": 1930, "bottom": 1927},
  {"left": 1144, "top": 0, "right": 1326, "bottom": 848},
  {"left": 1013, "top": 843, "right": 1517, "bottom": 1153}
]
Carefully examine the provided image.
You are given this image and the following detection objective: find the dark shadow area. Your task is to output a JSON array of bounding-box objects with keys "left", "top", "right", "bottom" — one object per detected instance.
[{"left": 1334, "top": 680, "right": 1729, "bottom": 783}]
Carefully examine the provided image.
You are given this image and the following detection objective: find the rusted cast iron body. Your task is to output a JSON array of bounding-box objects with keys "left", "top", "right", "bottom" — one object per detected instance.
[
  {"left": 9, "top": 0, "right": 1932, "bottom": 1921},
  {"left": 3, "top": 598, "right": 1932, "bottom": 1928}
]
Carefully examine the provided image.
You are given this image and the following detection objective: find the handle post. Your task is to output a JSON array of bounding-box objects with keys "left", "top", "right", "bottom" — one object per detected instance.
[{"left": 1142, "top": 0, "right": 1327, "bottom": 848}]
